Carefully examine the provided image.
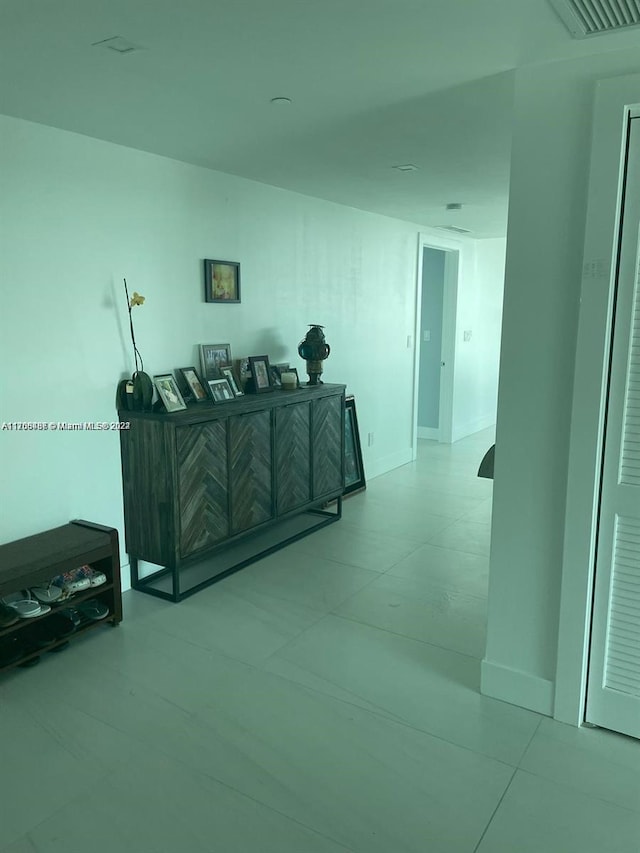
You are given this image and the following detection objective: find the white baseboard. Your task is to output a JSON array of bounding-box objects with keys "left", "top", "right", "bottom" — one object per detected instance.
[
  {"left": 452, "top": 415, "right": 496, "bottom": 443},
  {"left": 121, "top": 562, "right": 132, "bottom": 593},
  {"left": 417, "top": 426, "right": 439, "bottom": 440},
  {"left": 481, "top": 658, "right": 554, "bottom": 716},
  {"left": 367, "top": 447, "right": 413, "bottom": 480}
]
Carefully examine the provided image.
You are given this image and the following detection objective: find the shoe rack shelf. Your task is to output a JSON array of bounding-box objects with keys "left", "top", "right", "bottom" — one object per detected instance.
[{"left": 0, "top": 520, "right": 122, "bottom": 674}]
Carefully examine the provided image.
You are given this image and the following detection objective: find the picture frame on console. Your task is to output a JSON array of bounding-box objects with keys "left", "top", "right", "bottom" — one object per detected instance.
[
  {"left": 177, "top": 367, "right": 208, "bottom": 403},
  {"left": 207, "top": 377, "right": 235, "bottom": 403},
  {"left": 154, "top": 374, "right": 187, "bottom": 413},
  {"left": 200, "top": 343, "right": 232, "bottom": 381},
  {"left": 221, "top": 366, "right": 243, "bottom": 397},
  {"left": 248, "top": 355, "right": 273, "bottom": 393}
]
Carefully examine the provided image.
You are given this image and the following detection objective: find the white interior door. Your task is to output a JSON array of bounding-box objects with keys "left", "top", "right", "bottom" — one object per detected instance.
[
  {"left": 418, "top": 247, "right": 446, "bottom": 440},
  {"left": 586, "top": 114, "right": 640, "bottom": 739}
]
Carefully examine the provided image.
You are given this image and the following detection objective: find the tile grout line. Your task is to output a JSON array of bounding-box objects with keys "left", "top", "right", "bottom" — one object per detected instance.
[
  {"left": 471, "top": 764, "right": 519, "bottom": 853},
  {"left": 254, "top": 639, "right": 528, "bottom": 774},
  {"left": 326, "top": 608, "right": 486, "bottom": 663}
]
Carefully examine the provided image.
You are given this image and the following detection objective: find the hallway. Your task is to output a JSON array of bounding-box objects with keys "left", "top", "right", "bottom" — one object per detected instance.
[{"left": 2, "top": 428, "right": 639, "bottom": 852}]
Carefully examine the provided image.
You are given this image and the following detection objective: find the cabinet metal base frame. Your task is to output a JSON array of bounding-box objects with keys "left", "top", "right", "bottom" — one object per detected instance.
[{"left": 129, "top": 498, "right": 342, "bottom": 603}]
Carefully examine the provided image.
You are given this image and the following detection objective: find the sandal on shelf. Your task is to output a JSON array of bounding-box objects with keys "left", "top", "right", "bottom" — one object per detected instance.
[
  {"left": 57, "top": 608, "right": 82, "bottom": 628},
  {"left": 2, "top": 591, "right": 51, "bottom": 619},
  {"left": 31, "top": 583, "right": 63, "bottom": 605},
  {"left": 76, "top": 599, "right": 109, "bottom": 622}
]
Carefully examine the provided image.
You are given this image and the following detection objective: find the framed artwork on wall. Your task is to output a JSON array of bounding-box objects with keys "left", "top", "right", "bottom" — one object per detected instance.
[{"left": 204, "top": 259, "right": 240, "bottom": 303}]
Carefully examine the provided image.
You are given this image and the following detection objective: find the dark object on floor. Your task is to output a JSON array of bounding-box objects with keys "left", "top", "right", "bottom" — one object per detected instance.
[{"left": 478, "top": 445, "right": 495, "bottom": 479}]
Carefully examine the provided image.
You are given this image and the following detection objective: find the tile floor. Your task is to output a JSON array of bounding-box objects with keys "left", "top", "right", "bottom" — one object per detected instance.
[{"left": 2, "top": 427, "right": 639, "bottom": 852}]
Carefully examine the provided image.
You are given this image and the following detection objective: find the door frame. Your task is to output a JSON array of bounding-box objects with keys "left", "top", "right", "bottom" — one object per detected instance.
[
  {"left": 412, "top": 232, "right": 460, "bottom": 456},
  {"left": 555, "top": 78, "right": 640, "bottom": 727}
]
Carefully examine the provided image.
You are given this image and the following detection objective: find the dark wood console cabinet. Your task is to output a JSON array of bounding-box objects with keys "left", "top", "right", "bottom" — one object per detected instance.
[{"left": 119, "top": 383, "right": 345, "bottom": 601}]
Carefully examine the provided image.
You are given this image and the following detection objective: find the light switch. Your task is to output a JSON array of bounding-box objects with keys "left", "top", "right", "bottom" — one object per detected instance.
[
  {"left": 423, "top": 330, "right": 431, "bottom": 342},
  {"left": 463, "top": 330, "right": 472, "bottom": 342}
]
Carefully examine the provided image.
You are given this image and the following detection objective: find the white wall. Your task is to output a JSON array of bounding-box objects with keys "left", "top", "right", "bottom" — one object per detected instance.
[
  {"left": 0, "top": 115, "right": 422, "bottom": 582},
  {"left": 0, "top": 114, "right": 507, "bottom": 591},
  {"left": 482, "top": 48, "right": 640, "bottom": 716},
  {"left": 451, "top": 237, "right": 506, "bottom": 441}
]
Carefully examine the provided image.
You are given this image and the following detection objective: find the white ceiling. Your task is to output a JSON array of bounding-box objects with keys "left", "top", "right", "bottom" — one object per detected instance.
[{"left": 2, "top": 0, "right": 640, "bottom": 237}]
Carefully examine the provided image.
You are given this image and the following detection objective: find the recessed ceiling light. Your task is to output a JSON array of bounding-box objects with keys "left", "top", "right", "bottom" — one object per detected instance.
[
  {"left": 270, "top": 97, "right": 292, "bottom": 106},
  {"left": 91, "top": 36, "right": 140, "bottom": 54},
  {"left": 393, "top": 164, "right": 418, "bottom": 172},
  {"left": 446, "top": 202, "right": 463, "bottom": 210}
]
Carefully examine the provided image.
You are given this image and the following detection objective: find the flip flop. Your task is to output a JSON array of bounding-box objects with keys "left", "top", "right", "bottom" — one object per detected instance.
[
  {"left": 76, "top": 599, "right": 109, "bottom": 621},
  {"left": 2, "top": 592, "right": 50, "bottom": 619},
  {"left": 31, "top": 584, "right": 63, "bottom": 604}
]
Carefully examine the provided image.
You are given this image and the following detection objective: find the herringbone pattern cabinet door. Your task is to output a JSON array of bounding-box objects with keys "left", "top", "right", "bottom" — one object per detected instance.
[
  {"left": 276, "top": 402, "right": 311, "bottom": 514},
  {"left": 312, "top": 395, "right": 343, "bottom": 498},
  {"left": 230, "top": 410, "right": 273, "bottom": 534},
  {"left": 177, "top": 422, "right": 229, "bottom": 558}
]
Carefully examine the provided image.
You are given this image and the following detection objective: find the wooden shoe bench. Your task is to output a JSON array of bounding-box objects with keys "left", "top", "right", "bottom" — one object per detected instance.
[{"left": 0, "top": 520, "right": 122, "bottom": 674}]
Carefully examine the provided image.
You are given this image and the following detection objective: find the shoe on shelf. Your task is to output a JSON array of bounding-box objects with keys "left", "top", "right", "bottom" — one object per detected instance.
[
  {"left": 77, "top": 565, "right": 107, "bottom": 587},
  {"left": 52, "top": 565, "right": 106, "bottom": 596},
  {"left": 76, "top": 599, "right": 110, "bottom": 622},
  {"left": 57, "top": 608, "right": 82, "bottom": 628},
  {"left": 23, "top": 613, "right": 76, "bottom": 648},
  {"left": 31, "top": 583, "right": 63, "bottom": 605},
  {"left": 52, "top": 572, "right": 90, "bottom": 596},
  {"left": 22, "top": 621, "right": 58, "bottom": 651},
  {"left": 0, "top": 600, "right": 20, "bottom": 628},
  {"left": 0, "top": 635, "right": 24, "bottom": 668},
  {"left": 1, "top": 591, "right": 51, "bottom": 619}
]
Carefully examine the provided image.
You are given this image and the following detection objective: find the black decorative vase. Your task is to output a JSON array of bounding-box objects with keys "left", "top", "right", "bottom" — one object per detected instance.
[
  {"left": 116, "top": 372, "right": 153, "bottom": 412},
  {"left": 298, "top": 325, "right": 330, "bottom": 385},
  {"left": 132, "top": 371, "right": 154, "bottom": 411}
]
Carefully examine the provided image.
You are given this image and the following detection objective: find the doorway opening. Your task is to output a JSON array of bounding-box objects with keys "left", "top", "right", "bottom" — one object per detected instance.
[{"left": 413, "top": 237, "right": 459, "bottom": 455}]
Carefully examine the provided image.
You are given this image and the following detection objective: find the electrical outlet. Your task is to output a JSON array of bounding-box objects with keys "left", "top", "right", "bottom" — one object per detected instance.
[{"left": 367, "top": 432, "right": 374, "bottom": 447}]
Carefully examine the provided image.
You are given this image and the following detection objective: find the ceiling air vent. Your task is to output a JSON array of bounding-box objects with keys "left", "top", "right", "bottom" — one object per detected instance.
[
  {"left": 436, "top": 225, "right": 472, "bottom": 235},
  {"left": 548, "top": 0, "right": 640, "bottom": 38}
]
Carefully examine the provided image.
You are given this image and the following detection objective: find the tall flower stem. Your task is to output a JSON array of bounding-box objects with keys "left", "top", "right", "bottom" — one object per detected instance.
[{"left": 123, "top": 278, "right": 144, "bottom": 374}]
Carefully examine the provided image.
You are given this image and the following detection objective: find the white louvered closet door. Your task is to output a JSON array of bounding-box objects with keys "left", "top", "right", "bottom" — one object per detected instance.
[{"left": 586, "top": 114, "right": 640, "bottom": 739}]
